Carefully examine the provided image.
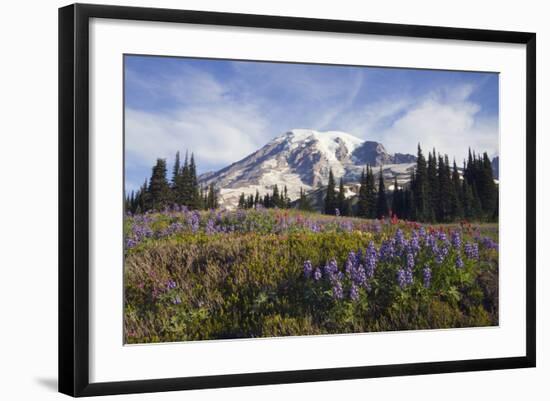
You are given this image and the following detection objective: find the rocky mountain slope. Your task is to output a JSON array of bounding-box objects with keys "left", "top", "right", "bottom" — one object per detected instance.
[{"left": 199, "top": 129, "right": 416, "bottom": 208}]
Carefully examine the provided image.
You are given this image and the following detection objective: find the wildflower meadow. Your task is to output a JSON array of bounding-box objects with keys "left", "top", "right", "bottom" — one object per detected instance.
[{"left": 124, "top": 206, "right": 498, "bottom": 343}]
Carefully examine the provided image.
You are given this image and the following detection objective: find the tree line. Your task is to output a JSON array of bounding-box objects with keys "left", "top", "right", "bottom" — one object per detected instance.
[
  {"left": 237, "top": 184, "right": 292, "bottom": 209},
  {"left": 318, "top": 145, "right": 498, "bottom": 222},
  {"left": 127, "top": 145, "right": 498, "bottom": 223},
  {"left": 125, "top": 151, "right": 218, "bottom": 214}
]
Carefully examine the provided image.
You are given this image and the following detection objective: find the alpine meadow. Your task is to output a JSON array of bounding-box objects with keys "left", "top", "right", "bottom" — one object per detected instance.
[{"left": 124, "top": 55, "right": 499, "bottom": 344}]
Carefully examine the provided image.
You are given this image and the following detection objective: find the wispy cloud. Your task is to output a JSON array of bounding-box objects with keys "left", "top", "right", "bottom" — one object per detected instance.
[{"left": 334, "top": 84, "right": 498, "bottom": 162}]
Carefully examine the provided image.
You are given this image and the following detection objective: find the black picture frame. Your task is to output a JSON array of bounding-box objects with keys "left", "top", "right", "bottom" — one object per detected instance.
[{"left": 59, "top": 3, "right": 536, "bottom": 397}]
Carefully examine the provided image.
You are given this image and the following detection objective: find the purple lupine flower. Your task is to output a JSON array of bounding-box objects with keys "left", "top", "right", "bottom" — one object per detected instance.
[
  {"left": 464, "top": 242, "right": 479, "bottom": 260},
  {"left": 455, "top": 255, "right": 464, "bottom": 269},
  {"left": 366, "top": 241, "right": 377, "bottom": 260},
  {"left": 351, "top": 264, "right": 367, "bottom": 287},
  {"left": 339, "top": 220, "right": 353, "bottom": 232},
  {"left": 345, "top": 252, "right": 357, "bottom": 277},
  {"left": 406, "top": 253, "right": 415, "bottom": 270},
  {"left": 404, "top": 267, "right": 414, "bottom": 286},
  {"left": 172, "top": 296, "right": 182, "bottom": 305},
  {"left": 188, "top": 211, "right": 200, "bottom": 233},
  {"left": 394, "top": 229, "right": 407, "bottom": 252},
  {"left": 437, "top": 231, "right": 447, "bottom": 241},
  {"left": 335, "top": 208, "right": 340, "bottom": 217},
  {"left": 308, "top": 221, "right": 321, "bottom": 233},
  {"left": 409, "top": 231, "right": 421, "bottom": 255},
  {"left": 205, "top": 219, "right": 216, "bottom": 235},
  {"left": 167, "top": 280, "right": 177, "bottom": 290},
  {"left": 397, "top": 268, "right": 407, "bottom": 289},
  {"left": 303, "top": 260, "right": 313, "bottom": 278},
  {"left": 480, "top": 236, "right": 498, "bottom": 250},
  {"left": 435, "top": 246, "right": 448, "bottom": 265},
  {"left": 426, "top": 233, "right": 437, "bottom": 254},
  {"left": 363, "top": 241, "right": 377, "bottom": 277},
  {"left": 331, "top": 279, "right": 344, "bottom": 300},
  {"left": 313, "top": 268, "right": 322, "bottom": 281},
  {"left": 418, "top": 226, "right": 427, "bottom": 242},
  {"left": 126, "top": 238, "right": 138, "bottom": 249},
  {"left": 451, "top": 231, "right": 462, "bottom": 250},
  {"left": 379, "top": 240, "right": 396, "bottom": 261},
  {"left": 422, "top": 265, "right": 432, "bottom": 288},
  {"left": 349, "top": 283, "right": 359, "bottom": 301},
  {"left": 324, "top": 259, "right": 339, "bottom": 280}
]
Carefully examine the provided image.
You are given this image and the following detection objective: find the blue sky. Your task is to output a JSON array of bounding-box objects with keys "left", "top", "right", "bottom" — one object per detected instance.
[{"left": 125, "top": 55, "right": 499, "bottom": 192}]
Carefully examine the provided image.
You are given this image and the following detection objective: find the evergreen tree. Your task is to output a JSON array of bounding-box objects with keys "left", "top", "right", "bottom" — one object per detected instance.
[
  {"left": 206, "top": 183, "right": 218, "bottom": 209},
  {"left": 188, "top": 153, "right": 200, "bottom": 208},
  {"left": 402, "top": 187, "right": 412, "bottom": 220},
  {"left": 413, "top": 144, "right": 429, "bottom": 221},
  {"left": 426, "top": 149, "right": 438, "bottom": 221},
  {"left": 375, "top": 167, "right": 389, "bottom": 218},
  {"left": 337, "top": 178, "right": 347, "bottom": 216},
  {"left": 199, "top": 186, "right": 207, "bottom": 210},
  {"left": 471, "top": 184, "right": 483, "bottom": 220},
  {"left": 137, "top": 179, "right": 148, "bottom": 213},
  {"left": 171, "top": 151, "right": 181, "bottom": 194},
  {"left": 238, "top": 192, "right": 246, "bottom": 209},
  {"left": 298, "top": 187, "right": 313, "bottom": 211},
  {"left": 391, "top": 177, "right": 403, "bottom": 218},
  {"left": 357, "top": 168, "right": 368, "bottom": 218},
  {"left": 365, "top": 165, "right": 377, "bottom": 218},
  {"left": 254, "top": 190, "right": 260, "bottom": 207},
  {"left": 324, "top": 169, "right": 337, "bottom": 215},
  {"left": 408, "top": 170, "right": 417, "bottom": 221},
  {"left": 436, "top": 154, "right": 453, "bottom": 222},
  {"left": 450, "top": 160, "right": 463, "bottom": 220},
  {"left": 147, "top": 158, "right": 170, "bottom": 210},
  {"left": 283, "top": 186, "right": 290, "bottom": 209},
  {"left": 175, "top": 151, "right": 190, "bottom": 205},
  {"left": 263, "top": 193, "right": 271, "bottom": 208},
  {"left": 480, "top": 152, "right": 497, "bottom": 216}
]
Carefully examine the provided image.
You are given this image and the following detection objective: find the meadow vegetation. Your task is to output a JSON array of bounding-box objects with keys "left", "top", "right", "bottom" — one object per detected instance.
[{"left": 124, "top": 207, "right": 498, "bottom": 343}]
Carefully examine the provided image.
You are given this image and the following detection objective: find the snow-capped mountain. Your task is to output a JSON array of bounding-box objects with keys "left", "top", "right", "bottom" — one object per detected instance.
[{"left": 199, "top": 129, "right": 416, "bottom": 208}]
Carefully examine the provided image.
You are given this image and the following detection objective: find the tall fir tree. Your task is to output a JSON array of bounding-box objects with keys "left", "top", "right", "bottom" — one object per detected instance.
[
  {"left": 298, "top": 187, "right": 313, "bottom": 211},
  {"left": 375, "top": 167, "right": 389, "bottom": 218},
  {"left": 206, "top": 183, "right": 218, "bottom": 209},
  {"left": 147, "top": 158, "right": 170, "bottom": 210},
  {"left": 450, "top": 160, "right": 463, "bottom": 220},
  {"left": 365, "top": 165, "right": 377, "bottom": 218},
  {"left": 176, "top": 151, "right": 190, "bottom": 205},
  {"left": 188, "top": 153, "right": 200, "bottom": 209},
  {"left": 171, "top": 151, "right": 181, "bottom": 197},
  {"left": 324, "top": 168, "right": 337, "bottom": 215},
  {"left": 436, "top": 154, "right": 453, "bottom": 222},
  {"left": 238, "top": 192, "right": 246, "bottom": 209},
  {"left": 357, "top": 168, "right": 368, "bottom": 217},
  {"left": 337, "top": 178, "right": 347, "bottom": 216},
  {"left": 413, "top": 144, "right": 429, "bottom": 221},
  {"left": 391, "top": 177, "right": 403, "bottom": 218},
  {"left": 480, "top": 152, "right": 497, "bottom": 217},
  {"left": 426, "top": 149, "right": 438, "bottom": 221},
  {"left": 272, "top": 185, "right": 280, "bottom": 208}
]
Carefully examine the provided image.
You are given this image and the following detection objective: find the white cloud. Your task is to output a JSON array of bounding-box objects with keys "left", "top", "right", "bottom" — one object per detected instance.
[
  {"left": 125, "top": 105, "right": 268, "bottom": 173},
  {"left": 334, "top": 84, "right": 498, "bottom": 162}
]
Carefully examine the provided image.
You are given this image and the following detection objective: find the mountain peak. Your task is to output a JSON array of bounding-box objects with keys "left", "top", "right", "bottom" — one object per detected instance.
[{"left": 199, "top": 129, "right": 416, "bottom": 208}]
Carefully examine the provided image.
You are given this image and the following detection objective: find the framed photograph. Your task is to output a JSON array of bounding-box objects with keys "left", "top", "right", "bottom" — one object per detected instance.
[{"left": 59, "top": 3, "right": 536, "bottom": 397}]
